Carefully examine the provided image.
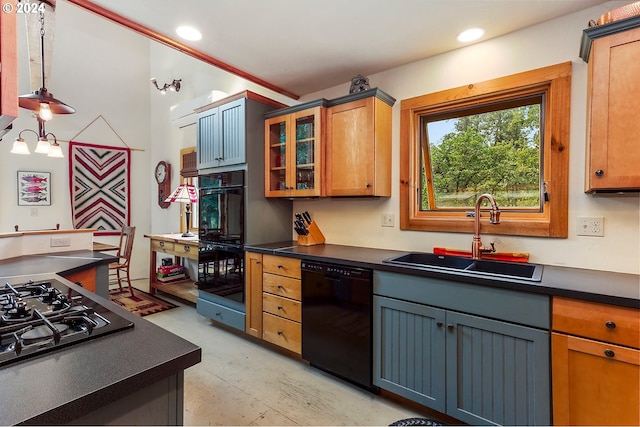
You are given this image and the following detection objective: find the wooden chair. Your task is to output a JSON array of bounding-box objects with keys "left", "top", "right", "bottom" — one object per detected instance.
[{"left": 109, "top": 226, "right": 136, "bottom": 297}]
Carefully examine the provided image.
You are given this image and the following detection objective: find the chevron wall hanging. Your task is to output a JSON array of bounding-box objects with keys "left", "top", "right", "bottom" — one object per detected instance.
[{"left": 69, "top": 141, "right": 131, "bottom": 235}]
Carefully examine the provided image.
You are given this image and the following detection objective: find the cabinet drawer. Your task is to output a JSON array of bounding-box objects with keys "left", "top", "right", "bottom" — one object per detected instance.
[
  {"left": 263, "top": 255, "right": 301, "bottom": 279},
  {"left": 263, "top": 293, "right": 301, "bottom": 322},
  {"left": 152, "top": 240, "right": 175, "bottom": 254},
  {"left": 263, "top": 273, "right": 301, "bottom": 300},
  {"left": 263, "top": 312, "right": 301, "bottom": 354},
  {"left": 172, "top": 243, "right": 197, "bottom": 259},
  {"left": 196, "top": 296, "right": 245, "bottom": 332},
  {"left": 553, "top": 297, "right": 640, "bottom": 348}
]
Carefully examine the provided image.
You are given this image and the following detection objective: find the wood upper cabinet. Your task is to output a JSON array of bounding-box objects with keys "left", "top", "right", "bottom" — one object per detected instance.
[
  {"left": 325, "top": 89, "right": 395, "bottom": 197},
  {"left": 552, "top": 297, "right": 640, "bottom": 425},
  {"left": 583, "top": 18, "right": 640, "bottom": 192},
  {"left": 264, "top": 104, "right": 325, "bottom": 197},
  {"left": 0, "top": 10, "right": 18, "bottom": 138}
]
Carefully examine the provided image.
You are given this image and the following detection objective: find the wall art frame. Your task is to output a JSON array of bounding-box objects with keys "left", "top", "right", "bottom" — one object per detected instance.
[{"left": 17, "top": 171, "right": 51, "bottom": 206}]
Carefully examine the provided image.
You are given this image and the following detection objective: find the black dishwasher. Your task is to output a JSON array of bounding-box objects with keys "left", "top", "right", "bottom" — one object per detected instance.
[{"left": 301, "top": 261, "right": 377, "bottom": 392}]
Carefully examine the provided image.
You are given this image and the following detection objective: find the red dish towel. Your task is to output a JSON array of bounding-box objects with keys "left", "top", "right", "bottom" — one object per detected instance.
[{"left": 433, "top": 247, "right": 529, "bottom": 263}]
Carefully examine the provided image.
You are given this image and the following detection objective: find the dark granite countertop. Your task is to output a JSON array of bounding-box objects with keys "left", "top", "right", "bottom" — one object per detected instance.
[
  {"left": 0, "top": 250, "right": 116, "bottom": 277},
  {"left": 246, "top": 242, "right": 640, "bottom": 308},
  {"left": 0, "top": 253, "right": 202, "bottom": 425}
]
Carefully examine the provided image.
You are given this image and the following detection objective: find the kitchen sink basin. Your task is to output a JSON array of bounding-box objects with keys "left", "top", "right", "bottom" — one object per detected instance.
[
  {"left": 383, "top": 252, "right": 543, "bottom": 281},
  {"left": 384, "top": 252, "right": 475, "bottom": 270}
]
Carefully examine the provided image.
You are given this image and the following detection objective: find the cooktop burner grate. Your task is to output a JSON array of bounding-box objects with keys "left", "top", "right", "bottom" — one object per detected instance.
[{"left": 0, "top": 278, "right": 133, "bottom": 367}]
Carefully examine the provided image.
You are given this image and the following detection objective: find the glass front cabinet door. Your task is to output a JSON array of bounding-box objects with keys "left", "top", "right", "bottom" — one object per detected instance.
[{"left": 265, "top": 105, "right": 324, "bottom": 197}]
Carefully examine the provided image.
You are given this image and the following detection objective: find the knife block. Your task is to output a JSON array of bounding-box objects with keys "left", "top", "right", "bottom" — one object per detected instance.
[{"left": 297, "top": 221, "right": 325, "bottom": 246}]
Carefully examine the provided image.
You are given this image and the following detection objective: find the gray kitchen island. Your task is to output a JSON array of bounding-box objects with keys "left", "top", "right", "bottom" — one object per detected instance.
[{"left": 0, "top": 253, "right": 201, "bottom": 425}]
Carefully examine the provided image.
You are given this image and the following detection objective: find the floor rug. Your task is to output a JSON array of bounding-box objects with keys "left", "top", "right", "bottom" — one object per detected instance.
[{"left": 109, "top": 289, "right": 177, "bottom": 317}]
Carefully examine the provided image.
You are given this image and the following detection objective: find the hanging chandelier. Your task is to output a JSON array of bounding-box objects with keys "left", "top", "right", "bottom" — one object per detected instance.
[{"left": 11, "top": 0, "right": 75, "bottom": 157}]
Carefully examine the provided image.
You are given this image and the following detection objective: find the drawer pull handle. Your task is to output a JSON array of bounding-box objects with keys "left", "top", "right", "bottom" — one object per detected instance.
[
  {"left": 436, "top": 321, "right": 443, "bottom": 327},
  {"left": 277, "top": 306, "right": 283, "bottom": 310},
  {"left": 256, "top": 261, "right": 261, "bottom": 264},
  {"left": 604, "top": 349, "right": 615, "bottom": 358},
  {"left": 215, "top": 312, "right": 221, "bottom": 317},
  {"left": 277, "top": 330, "right": 283, "bottom": 336},
  {"left": 605, "top": 321, "right": 616, "bottom": 329},
  {"left": 277, "top": 285, "right": 283, "bottom": 289},
  {"left": 277, "top": 264, "right": 283, "bottom": 269},
  {"left": 447, "top": 324, "right": 454, "bottom": 331}
]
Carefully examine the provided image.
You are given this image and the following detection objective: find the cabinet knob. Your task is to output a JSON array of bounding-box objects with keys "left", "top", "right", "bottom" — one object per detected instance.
[
  {"left": 365, "top": 182, "right": 372, "bottom": 188},
  {"left": 256, "top": 261, "right": 261, "bottom": 264},
  {"left": 277, "top": 284, "right": 283, "bottom": 289},
  {"left": 595, "top": 169, "right": 604, "bottom": 177},
  {"left": 277, "top": 305, "right": 283, "bottom": 311},
  {"left": 604, "top": 349, "right": 615, "bottom": 358},
  {"left": 184, "top": 245, "right": 190, "bottom": 251},
  {"left": 605, "top": 321, "right": 616, "bottom": 329},
  {"left": 436, "top": 321, "right": 443, "bottom": 327},
  {"left": 277, "top": 330, "right": 284, "bottom": 336},
  {"left": 447, "top": 324, "right": 455, "bottom": 331},
  {"left": 159, "top": 241, "right": 164, "bottom": 247},
  {"left": 277, "top": 265, "right": 283, "bottom": 269}
]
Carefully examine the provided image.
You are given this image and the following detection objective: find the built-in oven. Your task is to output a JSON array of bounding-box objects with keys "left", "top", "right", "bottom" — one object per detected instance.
[{"left": 197, "top": 170, "right": 245, "bottom": 313}]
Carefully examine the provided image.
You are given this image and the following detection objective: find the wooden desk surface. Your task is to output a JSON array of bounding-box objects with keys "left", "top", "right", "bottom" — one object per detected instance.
[{"left": 144, "top": 233, "right": 198, "bottom": 245}]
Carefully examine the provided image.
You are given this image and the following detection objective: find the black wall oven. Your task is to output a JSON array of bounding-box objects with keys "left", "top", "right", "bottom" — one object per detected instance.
[{"left": 197, "top": 170, "right": 245, "bottom": 313}]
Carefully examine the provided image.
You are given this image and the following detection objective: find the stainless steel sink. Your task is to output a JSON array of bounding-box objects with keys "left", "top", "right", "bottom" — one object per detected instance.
[{"left": 383, "top": 252, "right": 543, "bottom": 281}]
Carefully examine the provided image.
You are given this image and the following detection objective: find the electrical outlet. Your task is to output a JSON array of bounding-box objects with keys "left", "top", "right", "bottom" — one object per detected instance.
[
  {"left": 381, "top": 213, "right": 395, "bottom": 227},
  {"left": 50, "top": 237, "right": 71, "bottom": 247},
  {"left": 577, "top": 216, "right": 604, "bottom": 237}
]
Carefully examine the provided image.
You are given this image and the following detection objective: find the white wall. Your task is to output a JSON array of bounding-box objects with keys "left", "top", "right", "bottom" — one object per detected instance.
[
  {"left": 294, "top": 2, "right": 640, "bottom": 275},
  {"left": 1, "top": 2, "right": 152, "bottom": 280}
]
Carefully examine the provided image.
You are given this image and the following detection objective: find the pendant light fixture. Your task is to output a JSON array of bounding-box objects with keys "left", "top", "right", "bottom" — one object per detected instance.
[
  {"left": 19, "top": 0, "right": 75, "bottom": 117},
  {"left": 12, "top": 0, "right": 75, "bottom": 157}
]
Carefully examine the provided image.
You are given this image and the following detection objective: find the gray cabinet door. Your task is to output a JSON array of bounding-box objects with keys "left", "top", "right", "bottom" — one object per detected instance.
[
  {"left": 217, "top": 98, "right": 246, "bottom": 167},
  {"left": 445, "top": 311, "right": 550, "bottom": 426},
  {"left": 373, "top": 296, "right": 446, "bottom": 411},
  {"left": 197, "top": 98, "right": 247, "bottom": 169},
  {"left": 197, "top": 107, "right": 221, "bottom": 170}
]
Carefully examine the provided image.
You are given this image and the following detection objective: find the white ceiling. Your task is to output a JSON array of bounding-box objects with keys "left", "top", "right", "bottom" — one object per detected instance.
[{"left": 83, "top": 0, "right": 609, "bottom": 97}]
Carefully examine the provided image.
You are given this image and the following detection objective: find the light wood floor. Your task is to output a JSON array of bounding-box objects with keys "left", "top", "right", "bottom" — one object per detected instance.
[{"left": 133, "top": 279, "right": 428, "bottom": 426}]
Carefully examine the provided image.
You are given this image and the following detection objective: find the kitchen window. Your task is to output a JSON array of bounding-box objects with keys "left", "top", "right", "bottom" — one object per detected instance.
[{"left": 400, "top": 62, "right": 571, "bottom": 237}]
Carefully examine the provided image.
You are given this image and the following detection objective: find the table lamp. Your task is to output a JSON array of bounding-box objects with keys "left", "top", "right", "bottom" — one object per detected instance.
[{"left": 164, "top": 183, "right": 199, "bottom": 237}]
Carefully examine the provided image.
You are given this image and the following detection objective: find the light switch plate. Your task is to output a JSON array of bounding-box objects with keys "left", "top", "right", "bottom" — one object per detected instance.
[{"left": 381, "top": 213, "right": 395, "bottom": 227}]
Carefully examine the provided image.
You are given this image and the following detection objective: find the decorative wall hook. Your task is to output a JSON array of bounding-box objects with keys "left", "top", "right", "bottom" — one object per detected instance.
[{"left": 150, "top": 78, "right": 181, "bottom": 94}]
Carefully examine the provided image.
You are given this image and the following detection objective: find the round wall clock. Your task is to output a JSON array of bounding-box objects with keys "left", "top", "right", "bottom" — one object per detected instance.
[{"left": 155, "top": 161, "right": 171, "bottom": 209}]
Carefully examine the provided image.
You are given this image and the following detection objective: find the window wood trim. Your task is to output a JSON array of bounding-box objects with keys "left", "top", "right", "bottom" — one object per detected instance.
[{"left": 400, "top": 62, "right": 571, "bottom": 237}]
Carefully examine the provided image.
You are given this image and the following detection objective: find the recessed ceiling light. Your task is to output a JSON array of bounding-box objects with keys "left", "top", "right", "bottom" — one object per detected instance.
[
  {"left": 457, "top": 28, "right": 484, "bottom": 43},
  {"left": 176, "top": 26, "right": 202, "bottom": 41}
]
